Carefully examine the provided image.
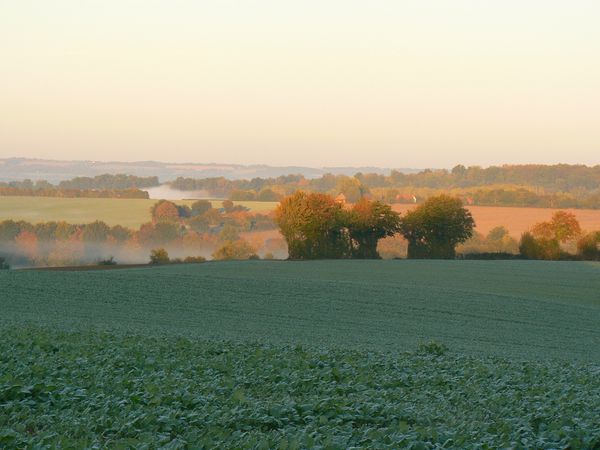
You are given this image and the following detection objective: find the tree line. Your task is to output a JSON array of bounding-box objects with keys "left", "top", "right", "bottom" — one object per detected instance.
[
  {"left": 0, "top": 174, "right": 159, "bottom": 199},
  {"left": 169, "top": 164, "right": 600, "bottom": 209},
  {"left": 274, "top": 191, "right": 600, "bottom": 261},
  {"left": 0, "top": 186, "right": 149, "bottom": 199}
]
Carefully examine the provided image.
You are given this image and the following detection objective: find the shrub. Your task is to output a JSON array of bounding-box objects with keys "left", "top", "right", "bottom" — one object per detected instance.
[
  {"left": 577, "top": 232, "right": 600, "bottom": 261},
  {"left": 519, "top": 232, "right": 561, "bottom": 260},
  {"left": 149, "top": 248, "right": 170, "bottom": 265},
  {"left": 0, "top": 256, "right": 9, "bottom": 270},
  {"left": 212, "top": 240, "right": 257, "bottom": 260},
  {"left": 183, "top": 256, "right": 206, "bottom": 263},
  {"left": 97, "top": 256, "right": 117, "bottom": 266}
]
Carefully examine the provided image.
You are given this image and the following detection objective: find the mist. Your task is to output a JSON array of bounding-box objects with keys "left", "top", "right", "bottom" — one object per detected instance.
[{"left": 144, "top": 185, "right": 213, "bottom": 201}]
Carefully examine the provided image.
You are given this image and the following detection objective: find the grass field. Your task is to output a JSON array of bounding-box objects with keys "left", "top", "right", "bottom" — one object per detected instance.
[
  {"left": 3, "top": 260, "right": 600, "bottom": 447},
  {"left": 0, "top": 196, "right": 277, "bottom": 228}
]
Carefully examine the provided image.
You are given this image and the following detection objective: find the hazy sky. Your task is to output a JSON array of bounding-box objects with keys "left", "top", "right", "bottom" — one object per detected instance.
[{"left": 1, "top": 1, "right": 599, "bottom": 168}]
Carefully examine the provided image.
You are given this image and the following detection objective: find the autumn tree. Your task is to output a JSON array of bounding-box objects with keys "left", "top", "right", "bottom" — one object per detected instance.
[
  {"left": 531, "top": 211, "right": 581, "bottom": 243},
  {"left": 346, "top": 199, "right": 401, "bottom": 258},
  {"left": 151, "top": 200, "right": 180, "bottom": 222},
  {"left": 399, "top": 195, "right": 475, "bottom": 259},
  {"left": 275, "top": 191, "right": 349, "bottom": 259},
  {"left": 521, "top": 211, "right": 582, "bottom": 260}
]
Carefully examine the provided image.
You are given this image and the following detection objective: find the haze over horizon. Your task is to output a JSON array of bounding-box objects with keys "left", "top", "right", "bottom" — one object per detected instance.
[{"left": 2, "top": 1, "right": 599, "bottom": 168}]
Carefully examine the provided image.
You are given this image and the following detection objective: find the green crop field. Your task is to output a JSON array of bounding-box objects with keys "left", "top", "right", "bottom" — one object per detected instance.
[
  {"left": 2, "top": 260, "right": 600, "bottom": 448},
  {"left": 0, "top": 196, "right": 277, "bottom": 228}
]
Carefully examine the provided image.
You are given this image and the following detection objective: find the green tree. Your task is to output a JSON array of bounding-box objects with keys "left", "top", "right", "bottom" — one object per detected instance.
[
  {"left": 257, "top": 188, "right": 280, "bottom": 202},
  {"left": 191, "top": 200, "right": 212, "bottom": 216},
  {"left": 0, "top": 220, "right": 21, "bottom": 242},
  {"left": 347, "top": 199, "right": 401, "bottom": 258},
  {"left": 275, "top": 191, "right": 349, "bottom": 259},
  {"left": 399, "top": 195, "right": 475, "bottom": 259},
  {"left": 34, "top": 222, "right": 59, "bottom": 241},
  {"left": 333, "top": 176, "right": 369, "bottom": 203},
  {"left": 188, "top": 215, "right": 210, "bottom": 233},
  {"left": 109, "top": 225, "right": 132, "bottom": 242},
  {"left": 82, "top": 221, "right": 110, "bottom": 243},
  {"left": 519, "top": 231, "right": 560, "bottom": 260}
]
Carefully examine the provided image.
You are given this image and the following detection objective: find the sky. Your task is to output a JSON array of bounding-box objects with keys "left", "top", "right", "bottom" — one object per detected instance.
[{"left": 1, "top": 0, "right": 599, "bottom": 169}]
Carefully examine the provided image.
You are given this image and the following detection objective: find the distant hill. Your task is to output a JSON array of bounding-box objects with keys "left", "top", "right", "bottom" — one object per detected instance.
[{"left": 0, "top": 158, "right": 417, "bottom": 183}]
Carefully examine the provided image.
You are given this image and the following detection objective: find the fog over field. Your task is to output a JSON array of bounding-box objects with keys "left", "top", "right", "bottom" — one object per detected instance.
[{"left": 143, "top": 185, "right": 212, "bottom": 201}]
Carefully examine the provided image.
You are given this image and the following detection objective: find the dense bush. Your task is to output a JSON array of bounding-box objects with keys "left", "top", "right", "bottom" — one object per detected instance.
[{"left": 212, "top": 240, "right": 257, "bottom": 260}]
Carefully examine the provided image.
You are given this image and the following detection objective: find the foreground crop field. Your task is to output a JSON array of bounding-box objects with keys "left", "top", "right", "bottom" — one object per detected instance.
[
  {"left": 0, "top": 196, "right": 276, "bottom": 228},
  {"left": 3, "top": 260, "right": 600, "bottom": 359},
  {"left": 2, "top": 326, "right": 600, "bottom": 449},
  {"left": 3, "top": 260, "right": 600, "bottom": 448}
]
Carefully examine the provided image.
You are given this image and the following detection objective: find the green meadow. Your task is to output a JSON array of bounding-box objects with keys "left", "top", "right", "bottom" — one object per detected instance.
[{"left": 0, "top": 196, "right": 277, "bottom": 228}]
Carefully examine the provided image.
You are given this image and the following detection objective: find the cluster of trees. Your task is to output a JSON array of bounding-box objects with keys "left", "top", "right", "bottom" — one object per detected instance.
[
  {"left": 275, "top": 193, "right": 474, "bottom": 259},
  {"left": 519, "top": 211, "right": 600, "bottom": 261},
  {"left": 0, "top": 174, "right": 158, "bottom": 199}
]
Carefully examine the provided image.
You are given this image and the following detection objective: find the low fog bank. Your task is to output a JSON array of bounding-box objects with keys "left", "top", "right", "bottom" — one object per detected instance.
[
  {"left": 144, "top": 185, "right": 214, "bottom": 200},
  {"left": 0, "top": 242, "right": 214, "bottom": 269},
  {"left": 0, "top": 237, "right": 289, "bottom": 269}
]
